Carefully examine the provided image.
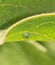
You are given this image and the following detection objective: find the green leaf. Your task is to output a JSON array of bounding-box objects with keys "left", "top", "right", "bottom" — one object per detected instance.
[
  {"left": 37, "top": 41, "right": 55, "bottom": 59},
  {"left": 1, "top": 0, "right": 55, "bottom": 29},
  {"left": 5, "top": 13, "right": 55, "bottom": 42},
  {"left": 0, "top": 0, "right": 55, "bottom": 64},
  {"left": 0, "top": 41, "right": 54, "bottom": 65}
]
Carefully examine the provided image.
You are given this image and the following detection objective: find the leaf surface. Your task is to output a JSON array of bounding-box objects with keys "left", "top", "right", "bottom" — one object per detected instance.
[
  {"left": 0, "top": 41, "right": 54, "bottom": 65},
  {"left": 5, "top": 13, "right": 55, "bottom": 42},
  {"left": 0, "top": 0, "right": 55, "bottom": 29}
]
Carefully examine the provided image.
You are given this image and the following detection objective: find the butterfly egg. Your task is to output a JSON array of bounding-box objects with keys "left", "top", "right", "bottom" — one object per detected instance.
[{"left": 23, "top": 32, "right": 29, "bottom": 38}]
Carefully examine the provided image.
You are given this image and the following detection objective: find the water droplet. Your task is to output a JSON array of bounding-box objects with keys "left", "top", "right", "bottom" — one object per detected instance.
[{"left": 24, "top": 32, "right": 29, "bottom": 38}]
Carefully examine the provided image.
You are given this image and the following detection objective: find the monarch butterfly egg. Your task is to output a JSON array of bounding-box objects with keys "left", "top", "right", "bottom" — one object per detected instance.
[{"left": 24, "top": 32, "right": 29, "bottom": 38}]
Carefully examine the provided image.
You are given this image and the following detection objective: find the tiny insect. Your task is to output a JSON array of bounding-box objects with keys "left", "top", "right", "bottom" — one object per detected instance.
[{"left": 23, "top": 32, "right": 29, "bottom": 38}]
